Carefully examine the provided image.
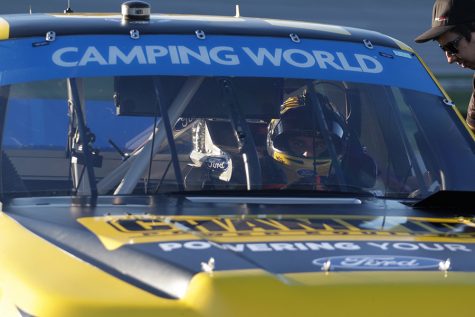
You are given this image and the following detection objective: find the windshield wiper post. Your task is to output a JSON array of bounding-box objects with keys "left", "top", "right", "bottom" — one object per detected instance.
[
  {"left": 67, "top": 78, "right": 98, "bottom": 197},
  {"left": 306, "top": 81, "right": 346, "bottom": 189},
  {"left": 220, "top": 78, "right": 262, "bottom": 190},
  {"left": 153, "top": 77, "right": 185, "bottom": 192}
]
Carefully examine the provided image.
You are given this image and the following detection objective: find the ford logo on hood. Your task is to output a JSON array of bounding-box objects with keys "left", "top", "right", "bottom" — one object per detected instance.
[{"left": 312, "top": 255, "right": 443, "bottom": 270}]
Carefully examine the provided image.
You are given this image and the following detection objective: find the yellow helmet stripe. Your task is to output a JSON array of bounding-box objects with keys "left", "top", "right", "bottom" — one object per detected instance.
[{"left": 0, "top": 17, "right": 10, "bottom": 40}]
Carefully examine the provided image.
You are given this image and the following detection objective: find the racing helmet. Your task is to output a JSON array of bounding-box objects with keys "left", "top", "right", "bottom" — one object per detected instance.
[{"left": 267, "top": 92, "right": 348, "bottom": 183}]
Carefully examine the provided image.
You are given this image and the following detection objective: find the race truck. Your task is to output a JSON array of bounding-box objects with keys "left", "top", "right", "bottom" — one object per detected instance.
[{"left": 0, "top": 1, "right": 475, "bottom": 316}]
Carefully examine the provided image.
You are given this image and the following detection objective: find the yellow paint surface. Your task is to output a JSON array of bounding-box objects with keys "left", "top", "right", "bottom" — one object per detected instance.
[{"left": 0, "top": 17, "right": 9, "bottom": 40}]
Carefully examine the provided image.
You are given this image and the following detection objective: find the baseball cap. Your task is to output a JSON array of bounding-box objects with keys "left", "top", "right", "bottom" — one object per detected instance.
[{"left": 415, "top": 0, "right": 475, "bottom": 43}]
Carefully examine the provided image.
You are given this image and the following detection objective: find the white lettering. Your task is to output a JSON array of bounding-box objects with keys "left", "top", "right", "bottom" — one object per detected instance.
[
  {"left": 283, "top": 49, "right": 315, "bottom": 68},
  {"left": 367, "top": 242, "right": 472, "bottom": 252},
  {"left": 79, "top": 46, "right": 107, "bottom": 66},
  {"left": 159, "top": 242, "right": 182, "bottom": 252},
  {"left": 294, "top": 243, "right": 309, "bottom": 251},
  {"left": 146, "top": 45, "right": 168, "bottom": 64},
  {"left": 341, "top": 256, "right": 419, "bottom": 268},
  {"left": 243, "top": 47, "right": 282, "bottom": 66},
  {"left": 209, "top": 46, "right": 239, "bottom": 65},
  {"left": 247, "top": 243, "right": 272, "bottom": 252},
  {"left": 184, "top": 241, "right": 211, "bottom": 250},
  {"left": 168, "top": 46, "right": 180, "bottom": 64},
  {"left": 335, "top": 242, "right": 360, "bottom": 250},
  {"left": 109, "top": 46, "right": 147, "bottom": 65},
  {"left": 336, "top": 52, "right": 361, "bottom": 72},
  {"left": 355, "top": 54, "right": 383, "bottom": 73},
  {"left": 207, "top": 161, "right": 226, "bottom": 169},
  {"left": 52, "top": 47, "right": 78, "bottom": 67},
  {"left": 52, "top": 45, "right": 385, "bottom": 76},
  {"left": 313, "top": 50, "right": 343, "bottom": 70},
  {"left": 367, "top": 242, "right": 390, "bottom": 250},
  {"left": 270, "top": 243, "right": 297, "bottom": 251},
  {"left": 178, "top": 46, "right": 211, "bottom": 65},
  {"left": 306, "top": 242, "right": 335, "bottom": 251},
  {"left": 445, "top": 244, "right": 472, "bottom": 252},
  {"left": 220, "top": 243, "right": 245, "bottom": 252},
  {"left": 418, "top": 243, "right": 444, "bottom": 251},
  {"left": 394, "top": 243, "right": 419, "bottom": 251}
]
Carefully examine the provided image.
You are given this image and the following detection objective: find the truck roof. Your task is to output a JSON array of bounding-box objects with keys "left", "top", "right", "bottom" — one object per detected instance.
[{"left": 0, "top": 12, "right": 408, "bottom": 50}]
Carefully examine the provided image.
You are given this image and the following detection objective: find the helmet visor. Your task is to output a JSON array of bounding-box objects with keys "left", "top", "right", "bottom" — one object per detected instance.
[{"left": 272, "top": 125, "right": 332, "bottom": 160}]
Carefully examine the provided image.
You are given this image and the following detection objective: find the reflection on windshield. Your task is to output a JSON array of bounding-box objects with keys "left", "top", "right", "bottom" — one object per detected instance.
[{"left": 1, "top": 75, "right": 474, "bottom": 199}]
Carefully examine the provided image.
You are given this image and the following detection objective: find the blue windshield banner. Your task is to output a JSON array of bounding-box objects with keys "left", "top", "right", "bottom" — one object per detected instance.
[{"left": 0, "top": 34, "right": 440, "bottom": 95}]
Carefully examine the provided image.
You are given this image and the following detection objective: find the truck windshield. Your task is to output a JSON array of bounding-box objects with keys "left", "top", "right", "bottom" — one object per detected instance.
[{"left": 1, "top": 75, "right": 475, "bottom": 199}]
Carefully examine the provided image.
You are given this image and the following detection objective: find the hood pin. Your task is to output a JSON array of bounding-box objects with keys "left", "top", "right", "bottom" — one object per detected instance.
[
  {"left": 201, "top": 257, "right": 215, "bottom": 274},
  {"left": 321, "top": 260, "right": 331, "bottom": 274},
  {"left": 438, "top": 258, "right": 451, "bottom": 277}
]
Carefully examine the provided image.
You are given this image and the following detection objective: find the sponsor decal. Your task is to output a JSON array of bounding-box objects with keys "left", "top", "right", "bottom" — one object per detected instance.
[
  {"left": 75, "top": 215, "right": 475, "bottom": 272},
  {"left": 151, "top": 242, "right": 471, "bottom": 273},
  {"left": 157, "top": 241, "right": 472, "bottom": 253},
  {"left": 51, "top": 45, "right": 383, "bottom": 74},
  {"left": 204, "top": 156, "right": 229, "bottom": 172},
  {"left": 174, "top": 117, "right": 195, "bottom": 131},
  {"left": 0, "top": 35, "right": 441, "bottom": 95},
  {"left": 77, "top": 215, "right": 475, "bottom": 250},
  {"left": 148, "top": 241, "right": 472, "bottom": 273},
  {"left": 312, "top": 255, "right": 442, "bottom": 270},
  {"left": 73, "top": 214, "right": 475, "bottom": 273},
  {"left": 393, "top": 50, "right": 413, "bottom": 59}
]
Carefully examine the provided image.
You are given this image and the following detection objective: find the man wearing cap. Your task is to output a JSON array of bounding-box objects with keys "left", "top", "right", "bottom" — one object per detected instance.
[{"left": 416, "top": 0, "right": 475, "bottom": 131}]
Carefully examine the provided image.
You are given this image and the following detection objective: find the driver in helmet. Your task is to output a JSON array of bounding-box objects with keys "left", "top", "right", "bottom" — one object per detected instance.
[{"left": 267, "top": 92, "right": 352, "bottom": 189}]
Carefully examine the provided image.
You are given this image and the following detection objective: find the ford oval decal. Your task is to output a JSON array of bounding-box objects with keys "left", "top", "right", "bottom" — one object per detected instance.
[
  {"left": 312, "top": 255, "right": 443, "bottom": 270},
  {"left": 204, "top": 156, "right": 229, "bottom": 172}
]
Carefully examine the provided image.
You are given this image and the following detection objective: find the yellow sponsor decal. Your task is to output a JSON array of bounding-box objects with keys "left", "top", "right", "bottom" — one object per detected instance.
[
  {"left": 78, "top": 214, "right": 475, "bottom": 250},
  {"left": 0, "top": 17, "right": 10, "bottom": 40}
]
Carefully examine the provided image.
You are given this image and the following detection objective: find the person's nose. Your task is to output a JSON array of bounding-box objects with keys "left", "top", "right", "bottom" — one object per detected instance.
[{"left": 445, "top": 51, "right": 458, "bottom": 64}]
